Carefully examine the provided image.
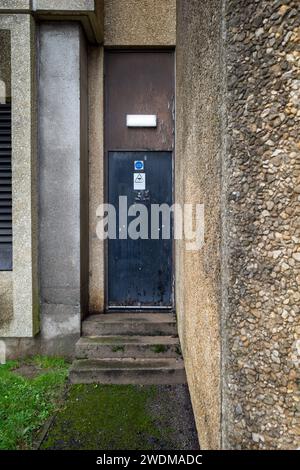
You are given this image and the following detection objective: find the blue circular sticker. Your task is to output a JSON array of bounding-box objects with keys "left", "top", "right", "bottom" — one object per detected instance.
[{"left": 134, "top": 161, "right": 144, "bottom": 170}]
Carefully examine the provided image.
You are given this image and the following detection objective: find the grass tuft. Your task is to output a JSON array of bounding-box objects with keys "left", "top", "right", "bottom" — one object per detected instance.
[
  {"left": 150, "top": 345, "right": 168, "bottom": 354},
  {"left": 0, "top": 357, "right": 69, "bottom": 450}
]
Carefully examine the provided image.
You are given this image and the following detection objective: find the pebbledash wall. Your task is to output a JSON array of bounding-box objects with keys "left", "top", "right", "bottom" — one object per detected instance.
[
  {"left": 0, "top": 0, "right": 299, "bottom": 450},
  {"left": 223, "top": 0, "right": 300, "bottom": 450}
]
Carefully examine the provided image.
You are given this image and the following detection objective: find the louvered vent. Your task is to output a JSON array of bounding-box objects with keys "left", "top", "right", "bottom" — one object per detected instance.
[{"left": 0, "top": 103, "right": 12, "bottom": 271}]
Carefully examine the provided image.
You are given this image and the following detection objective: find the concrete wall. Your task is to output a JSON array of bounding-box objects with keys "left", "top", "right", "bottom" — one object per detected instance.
[
  {"left": 88, "top": 45, "right": 104, "bottom": 313},
  {"left": 0, "top": 1, "right": 30, "bottom": 9},
  {"left": 223, "top": 0, "right": 300, "bottom": 450},
  {"left": 0, "top": 29, "right": 11, "bottom": 100},
  {"left": 0, "top": 0, "right": 104, "bottom": 44},
  {"left": 176, "top": 0, "right": 223, "bottom": 450},
  {"left": 80, "top": 27, "right": 89, "bottom": 316},
  {"left": 38, "top": 22, "right": 88, "bottom": 355},
  {"left": 104, "top": 0, "right": 176, "bottom": 46},
  {"left": 0, "top": 14, "right": 39, "bottom": 339}
]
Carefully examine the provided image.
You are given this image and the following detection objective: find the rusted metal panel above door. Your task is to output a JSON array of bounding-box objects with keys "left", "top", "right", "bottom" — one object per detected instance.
[{"left": 105, "top": 50, "right": 174, "bottom": 151}]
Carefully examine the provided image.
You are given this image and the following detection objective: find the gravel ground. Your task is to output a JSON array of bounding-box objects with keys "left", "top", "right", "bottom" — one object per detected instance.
[{"left": 148, "top": 385, "right": 200, "bottom": 450}]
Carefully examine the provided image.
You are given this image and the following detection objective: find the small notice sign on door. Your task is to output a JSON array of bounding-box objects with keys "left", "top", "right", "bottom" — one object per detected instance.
[
  {"left": 134, "top": 160, "right": 144, "bottom": 171},
  {"left": 134, "top": 173, "right": 146, "bottom": 190}
]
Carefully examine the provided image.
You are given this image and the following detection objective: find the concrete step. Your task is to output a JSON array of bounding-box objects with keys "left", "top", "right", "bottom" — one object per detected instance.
[
  {"left": 69, "top": 358, "right": 186, "bottom": 385},
  {"left": 76, "top": 335, "right": 181, "bottom": 359},
  {"left": 82, "top": 313, "right": 177, "bottom": 337}
]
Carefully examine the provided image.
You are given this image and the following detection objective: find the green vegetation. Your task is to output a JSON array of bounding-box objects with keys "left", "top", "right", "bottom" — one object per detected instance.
[
  {"left": 0, "top": 356, "right": 197, "bottom": 450},
  {"left": 42, "top": 384, "right": 173, "bottom": 450},
  {"left": 111, "top": 345, "right": 125, "bottom": 353},
  {"left": 150, "top": 344, "right": 168, "bottom": 354},
  {"left": 0, "top": 356, "right": 69, "bottom": 450}
]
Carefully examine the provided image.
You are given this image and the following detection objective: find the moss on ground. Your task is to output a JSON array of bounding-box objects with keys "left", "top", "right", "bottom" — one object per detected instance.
[
  {"left": 41, "top": 384, "right": 179, "bottom": 450},
  {"left": 111, "top": 345, "right": 125, "bottom": 352},
  {"left": 150, "top": 345, "right": 168, "bottom": 354},
  {"left": 0, "top": 357, "right": 69, "bottom": 450},
  {"left": 0, "top": 357, "right": 198, "bottom": 451}
]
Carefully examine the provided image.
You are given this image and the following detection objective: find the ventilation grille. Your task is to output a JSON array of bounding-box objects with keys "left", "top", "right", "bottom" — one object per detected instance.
[{"left": 0, "top": 103, "right": 12, "bottom": 271}]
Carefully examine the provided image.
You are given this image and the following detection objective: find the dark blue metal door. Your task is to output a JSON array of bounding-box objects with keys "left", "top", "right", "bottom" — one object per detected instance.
[{"left": 108, "top": 151, "right": 173, "bottom": 308}]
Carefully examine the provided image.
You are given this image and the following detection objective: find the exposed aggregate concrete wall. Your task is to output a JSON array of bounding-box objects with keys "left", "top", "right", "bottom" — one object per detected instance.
[{"left": 223, "top": 0, "right": 300, "bottom": 449}]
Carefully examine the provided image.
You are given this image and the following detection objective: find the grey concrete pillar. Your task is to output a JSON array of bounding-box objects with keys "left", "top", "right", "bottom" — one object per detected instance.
[{"left": 38, "top": 22, "right": 88, "bottom": 355}]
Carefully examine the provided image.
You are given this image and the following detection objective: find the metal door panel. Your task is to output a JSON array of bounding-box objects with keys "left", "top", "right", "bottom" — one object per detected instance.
[
  {"left": 105, "top": 51, "right": 174, "bottom": 151},
  {"left": 108, "top": 151, "right": 173, "bottom": 308}
]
